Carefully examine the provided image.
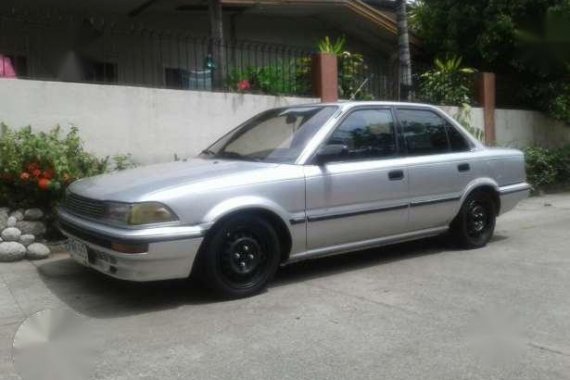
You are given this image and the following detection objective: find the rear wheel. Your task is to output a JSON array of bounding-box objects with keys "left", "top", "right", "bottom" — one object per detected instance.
[
  {"left": 450, "top": 192, "right": 496, "bottom": 249},
  {"left": 195, "top": 215, "right": 281, "bottom": 298}
]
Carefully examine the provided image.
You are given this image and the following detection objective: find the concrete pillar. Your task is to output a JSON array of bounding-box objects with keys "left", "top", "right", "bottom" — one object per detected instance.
[
  {"left": 478, "top": 72, "right": 496, "bottom": 145},
  {"left": 312, "top": 53, "right": 338, "bottom": 103}
]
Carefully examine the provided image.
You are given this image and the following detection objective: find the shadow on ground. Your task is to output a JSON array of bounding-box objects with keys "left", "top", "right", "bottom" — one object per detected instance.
[{"left": 36, "top": 234, "right": 507, "bottom": 319}]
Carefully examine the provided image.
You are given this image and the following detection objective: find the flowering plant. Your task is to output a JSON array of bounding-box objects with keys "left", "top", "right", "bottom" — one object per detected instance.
[
  {"left": 237, "top": 79, "right": 251, "bottom": 91},
  {"left": 0, "top": 124, "right": 133, "bottom": 210}
]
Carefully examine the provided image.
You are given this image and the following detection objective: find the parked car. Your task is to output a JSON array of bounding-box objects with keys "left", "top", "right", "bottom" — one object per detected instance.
[{"left": 57, "top": 102, "right": 530, "bottom": 298}]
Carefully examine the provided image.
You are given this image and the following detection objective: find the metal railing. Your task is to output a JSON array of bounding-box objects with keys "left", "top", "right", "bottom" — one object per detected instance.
[
  {"left": 338, "top": 52, "right": 397, "bottom": 100},
  {"left": 0, "top": 11, "right": 315, "bottom": 97},
  {"left": 1, "top": 10, "right": 398, "bottom": 100}
]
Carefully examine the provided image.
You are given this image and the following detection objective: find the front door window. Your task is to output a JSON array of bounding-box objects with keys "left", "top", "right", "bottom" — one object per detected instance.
[{"left": 325, "top": 108, "right": 397, "bottom": 161}]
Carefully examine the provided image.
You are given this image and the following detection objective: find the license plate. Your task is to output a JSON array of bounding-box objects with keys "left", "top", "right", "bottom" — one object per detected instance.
[{"left": 66, "top": 239, "right": 89, "bottom": 266}]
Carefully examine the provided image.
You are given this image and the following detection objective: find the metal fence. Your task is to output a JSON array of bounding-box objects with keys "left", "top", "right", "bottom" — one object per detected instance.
[
  {"left": 338, "top": 52, "right": 397, "bottom": 100},
  {"left": 0, "top": 11, "right": 315, "bottom": 96},
  {"left": 0, "top": 10, "right": 398, "bottom": 100}
]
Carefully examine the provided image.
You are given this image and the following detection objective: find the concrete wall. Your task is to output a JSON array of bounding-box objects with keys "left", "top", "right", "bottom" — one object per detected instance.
[
  {"left": 494, "top": 109, "right": 570, "bottom": 148},
  {"left": 2, "top": 79, "right": 569, "bottom": 166},
  {"left": 440, "top": 106, "right": 570, "bottom": 148},
  {"left": 0, "top": 79, "right": 317, "bottom": 164}
]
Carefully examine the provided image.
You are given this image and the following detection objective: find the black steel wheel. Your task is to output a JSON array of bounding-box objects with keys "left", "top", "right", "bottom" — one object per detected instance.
[
  {"left": 451, "top": 192, "right": 496, "bottom": 249},
  {"left": 195, "top": 214, "right": 281, "bottom": 298}
]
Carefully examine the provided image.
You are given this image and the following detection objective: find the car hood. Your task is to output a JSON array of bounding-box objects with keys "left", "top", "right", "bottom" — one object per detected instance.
[{"left": 69, "top": 158, "right": 280, "bottom": 202}]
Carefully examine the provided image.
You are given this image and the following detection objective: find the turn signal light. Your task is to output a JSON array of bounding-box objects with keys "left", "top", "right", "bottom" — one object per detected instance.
[{"left": 111, "top": 242, "right": 148, "bottom": 254}]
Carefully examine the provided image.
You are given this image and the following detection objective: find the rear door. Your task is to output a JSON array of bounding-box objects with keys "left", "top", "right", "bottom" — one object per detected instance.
[{"left": 395, "top": 107, "right": 475, "bottom": 231}]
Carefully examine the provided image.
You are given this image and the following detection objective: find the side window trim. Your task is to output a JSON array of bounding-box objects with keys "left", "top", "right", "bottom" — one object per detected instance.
[
  {"left": 309, "top": 106, "right": 402, "bottom": 165},
  {"left": 391, "top": 106, "right": 408, "bottom": 155}
]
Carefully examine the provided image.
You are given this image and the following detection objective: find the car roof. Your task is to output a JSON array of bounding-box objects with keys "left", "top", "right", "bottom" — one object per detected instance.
[
  {"left": 287, "top": 101, "right": 443, "bottom": 111},
  {"left": 322, "top": 101, "right": 440, "bottom": 108}
]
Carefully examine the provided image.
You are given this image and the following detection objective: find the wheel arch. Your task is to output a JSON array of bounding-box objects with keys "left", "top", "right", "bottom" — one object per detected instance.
[
  {"left": 201, "top": 197, "right": 294, "bottom": 263},
  {"left": 458, "top": 178, "right": 501, "bottom": 217}
]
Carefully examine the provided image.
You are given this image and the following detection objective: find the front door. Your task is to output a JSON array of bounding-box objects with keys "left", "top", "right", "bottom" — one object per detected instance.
[{"left": 305, "top": 107, "right": 409, "bottom": 250}]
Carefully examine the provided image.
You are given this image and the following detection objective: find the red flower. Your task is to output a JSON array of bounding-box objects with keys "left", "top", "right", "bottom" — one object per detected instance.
[
  {"left": 38, "top": 178, "right": 51, "bottom": 191},
  {"left": 20, "top": 172, "right": 30, "bottom": 181},
  {"left": 43, "top": 169, "right": 55, "bottom": 180},
  {"left": 237, "top": 80, "right": 251, "bottom": 91},
  {"left": 32, "top": 169, "right": 42, "bottom": 178}
]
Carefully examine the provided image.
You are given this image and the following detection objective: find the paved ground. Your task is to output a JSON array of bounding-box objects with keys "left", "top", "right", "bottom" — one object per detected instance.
[{"left": 1, "top": 194, "right": 570, "bottom": 380}]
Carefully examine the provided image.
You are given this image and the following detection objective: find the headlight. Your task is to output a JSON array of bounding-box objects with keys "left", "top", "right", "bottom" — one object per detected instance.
[
  {"left": 105, "top": 202, "right": 131, "bottom": 225},
  {"left": 129, "top": 202, "right": 178, "bottom": 225},
  {"left": 104, "top": 202, "right": 178, "bottom": 226}
]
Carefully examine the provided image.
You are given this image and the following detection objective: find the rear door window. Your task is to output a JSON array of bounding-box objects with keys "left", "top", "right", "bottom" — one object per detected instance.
[{"left": 445, "top": 123, "right": 471, "bottom": 152}]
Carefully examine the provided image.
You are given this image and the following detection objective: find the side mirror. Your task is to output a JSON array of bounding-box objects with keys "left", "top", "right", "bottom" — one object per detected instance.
[{"left": 315, "top": 144, "right": 347, "bottom": 165}]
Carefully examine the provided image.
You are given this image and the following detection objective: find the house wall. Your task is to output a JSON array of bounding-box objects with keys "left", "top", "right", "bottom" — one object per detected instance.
[{"left": 0, "top": 79, "right": 318, "bottom": 164}]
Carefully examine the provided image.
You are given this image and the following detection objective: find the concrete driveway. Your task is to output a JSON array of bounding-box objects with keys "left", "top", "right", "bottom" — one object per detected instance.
[{"left": 1, "top": 194, "right": 570, "bottom": 380}]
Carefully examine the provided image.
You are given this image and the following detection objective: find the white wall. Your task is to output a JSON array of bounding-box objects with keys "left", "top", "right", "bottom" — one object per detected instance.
[
  {"left": 494, "top": 109, "right": 570, "bottom": 148},
  {"left": 440, "top": 106, "right": 570, "bottom": 148},
  {"left": 0, "top": 79, "right": 317, "bottom": 164},
  {"left": 2, "top": 79, "right": 569, "bottom": 166}
]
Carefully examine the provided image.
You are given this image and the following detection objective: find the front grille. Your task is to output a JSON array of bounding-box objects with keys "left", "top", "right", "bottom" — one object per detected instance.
[
  {"left": 63, "top": 192, "right": 106, "bottom": 219},
  {"left": 58, "top": 220, "right": 112, "bottom": 249}
]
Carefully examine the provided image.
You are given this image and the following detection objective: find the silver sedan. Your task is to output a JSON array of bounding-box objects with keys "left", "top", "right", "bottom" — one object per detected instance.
[{"left": 57, "top": 102, "right": 530, "bottom": 298}]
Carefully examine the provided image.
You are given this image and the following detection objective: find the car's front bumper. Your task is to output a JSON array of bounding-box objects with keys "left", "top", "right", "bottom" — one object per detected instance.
[{"left": 57, "top": 208, "right": 206, "bottom": 282}]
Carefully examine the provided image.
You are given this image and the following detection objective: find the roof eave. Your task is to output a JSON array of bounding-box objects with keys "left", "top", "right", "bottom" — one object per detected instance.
[{"left": 221, "top": 0, "right": 421, "bottom": 46}]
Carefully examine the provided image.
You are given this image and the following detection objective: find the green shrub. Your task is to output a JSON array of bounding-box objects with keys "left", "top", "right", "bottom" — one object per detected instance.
[
  {"left": 226, "top": 60, "right": 311, "bottom": 96},
  {"left": 338, "top": 51, "right": 373, "bottom": 100},
  {"left": 523, "top": 145, "right": 570, "bottom": 190},
  {"left": 547, "top": 83, "right": 570, "bottom": 125},
  {"left": 419, "top": 56, "right": 477, "bottom": 106},
  {"left": 0, "top": 124, "right": 134, "bottom": 212}
]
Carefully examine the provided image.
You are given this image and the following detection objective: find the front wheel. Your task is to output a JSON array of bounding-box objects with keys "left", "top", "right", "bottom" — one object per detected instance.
[
  {"left": 195, "top": 215, "right": 281, "bottom": 298},
  {"left": 450, "top": 192, "right": 496, "bottom": 249}
]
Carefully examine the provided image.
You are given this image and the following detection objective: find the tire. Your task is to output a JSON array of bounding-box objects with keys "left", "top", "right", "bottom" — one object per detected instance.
[
  {"left": 195, "top": 214, "right": 281, "bottom": 298},
  {"left": 450, "top": 191, "right": 496, "bottom": 249}
]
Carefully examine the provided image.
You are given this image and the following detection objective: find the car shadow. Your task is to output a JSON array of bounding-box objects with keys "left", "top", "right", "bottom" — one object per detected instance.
[
  {"left": 490, "top": 234, "right": 508, "bottom": 243},
  {"left": 37, "top": 258, "right": 216, "bottom": 319},
  {"left": 36, "top": 235, "right": 465, "bottom": 319},
  {"left": 272, "top": 236, "right": 450, "bottom": 288}
]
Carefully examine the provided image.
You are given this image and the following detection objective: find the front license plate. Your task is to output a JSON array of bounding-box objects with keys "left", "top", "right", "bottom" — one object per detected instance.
[{"left": 66, "top": 239, "right": 89, "bottom": 266}]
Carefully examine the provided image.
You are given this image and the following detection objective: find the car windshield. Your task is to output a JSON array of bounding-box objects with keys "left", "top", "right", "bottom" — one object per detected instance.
[{"left": 201, "top": 106, "right": 339, "bottom": 163}]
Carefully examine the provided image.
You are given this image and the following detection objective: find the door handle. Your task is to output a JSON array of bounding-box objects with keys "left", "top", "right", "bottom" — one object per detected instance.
[
  {"left": 458, "top": 163, "right": 470, "bottom": 172},
  {"left": 388, "top": 170, "right": 405, "bottom": 181}
]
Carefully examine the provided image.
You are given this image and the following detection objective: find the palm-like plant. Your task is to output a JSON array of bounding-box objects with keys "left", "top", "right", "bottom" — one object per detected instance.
[
  {"left": 419, "top": 56, "right": 477, "bottom": 106},
  {"left": 318, "top": 36, "right": 347, "bottom": 55}
]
